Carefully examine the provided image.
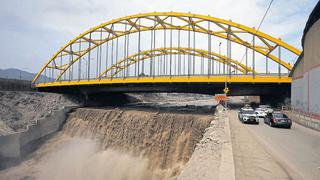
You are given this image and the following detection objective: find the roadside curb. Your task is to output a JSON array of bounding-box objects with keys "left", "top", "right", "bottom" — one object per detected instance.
[{"left": 218, "top": 109, "right": 235, "bottom": 180}]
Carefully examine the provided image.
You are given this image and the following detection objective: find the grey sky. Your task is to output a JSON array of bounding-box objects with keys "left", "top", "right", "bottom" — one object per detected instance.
[{"left": 0, "top": 0, "right": 318, "bottom": 73}]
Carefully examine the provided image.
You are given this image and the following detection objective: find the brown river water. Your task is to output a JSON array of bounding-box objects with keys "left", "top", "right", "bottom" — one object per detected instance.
[{"left": 0, "top": 106, "right": 213, "bottom": 180}]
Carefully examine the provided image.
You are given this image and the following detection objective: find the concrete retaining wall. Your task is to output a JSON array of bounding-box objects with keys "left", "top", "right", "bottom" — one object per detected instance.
[
  {"left": 0, "top": 106, "right": 75, "bottom": 169},
  {"left": 292, "top": 61, "right": 320, "bottom": 114},
  {"left": 285, "top": 111, "right": 320, "bottom": 132},
  {"left": 291, "top": 18, "right": 320, "bottom": 123},
  {"left": 290, "top": 9, "right": 320, "bottom": 132}
]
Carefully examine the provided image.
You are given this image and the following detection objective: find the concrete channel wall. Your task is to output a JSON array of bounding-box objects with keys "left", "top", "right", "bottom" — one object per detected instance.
[
  {"left": 291, "top": 17, "right": 320, "bottom": 115},
  {"left": 291, "top": 65, "right": 320, "bottom": 114},
  {"left": 291, "top": 4, "right": 320, "bottom": 130},
  {"left": 285, "top": 111, "right": 320, "bottom": 132},
  {"left": 0, "top": 106, "right": 76, "bottom": 169}
]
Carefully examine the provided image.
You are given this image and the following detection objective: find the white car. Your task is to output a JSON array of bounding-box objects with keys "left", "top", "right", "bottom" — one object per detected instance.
[
  {"left": 239, "top": 110, "right": 259, "bottom": 124},
  {"left": 259, "top": 105, "right": 273, "bottom": 114},
  {"left": 240, "top": 107, "right": 254, "bottom": 112},
  {"left": 255, "top": 108, "right": 267, "bottom": 119}
]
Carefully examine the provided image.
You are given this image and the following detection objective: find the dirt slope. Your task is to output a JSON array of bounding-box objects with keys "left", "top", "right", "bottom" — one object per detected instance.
[{"left": 0, "top": 91, "right": 79, "bottom": 135}]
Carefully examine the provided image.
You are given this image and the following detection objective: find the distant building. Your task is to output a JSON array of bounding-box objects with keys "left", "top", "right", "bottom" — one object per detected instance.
[{"left": 290, "top": 2, "right": 320, "bottom": 118}]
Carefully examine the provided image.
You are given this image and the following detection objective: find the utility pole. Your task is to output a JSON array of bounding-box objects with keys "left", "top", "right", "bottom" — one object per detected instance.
[
  {"left": 219, "top": 42, "right": 221, "bottom": 74},
  {"left": 224, "top": 26, "right": 232, "bottom": 109},
  {"left": 223, "top": 82, "right": 229, "bottom": 109}
]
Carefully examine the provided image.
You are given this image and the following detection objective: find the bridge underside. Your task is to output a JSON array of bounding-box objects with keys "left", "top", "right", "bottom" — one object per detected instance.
[
  {"left": 37, "top": 82, "right": 290, "bottom": 97},
  {"left": 36, "top": 76, "right": 291, "bottom": 97},
  {"left": 37, "top": 76, "right": 291, "bottom": 106}
]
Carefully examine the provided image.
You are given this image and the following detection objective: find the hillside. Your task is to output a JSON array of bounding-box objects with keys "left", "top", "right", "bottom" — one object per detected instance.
[{"left": 0, "top": 68, "right": 51, "bottom": 81}]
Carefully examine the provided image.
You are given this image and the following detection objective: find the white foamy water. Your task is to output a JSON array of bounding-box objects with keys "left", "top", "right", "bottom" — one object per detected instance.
[
  {"left": 35, "top": 138, "right": 153, "bottom": 180},
  {"left": 0, "top": 135, "right": 157, "bottom": 180}
]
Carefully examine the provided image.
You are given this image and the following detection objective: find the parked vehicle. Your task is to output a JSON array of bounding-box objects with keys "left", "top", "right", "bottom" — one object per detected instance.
[
  {"left": 255, "top": 108, "right": 267, "bottom": 119},
  {"left": 238, "top": 109, "right": 259, "bottom": 124},
  {"left": 264, "top": 112, "right": 292, "bottom": 128}
]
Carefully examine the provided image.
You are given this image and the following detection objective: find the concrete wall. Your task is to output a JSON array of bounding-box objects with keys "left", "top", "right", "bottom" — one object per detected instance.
[
  {"left": 291, "top": 17, "right": 320, "bottom": 130},
  {"left": 285, "top": 111, "right": 320, "bottom": 132},
  {"left": 0, "top": 106, "right": 75, "bottom": 169},
  {"left": 292, "top": 19, "right": 320, "bottom": 115},
  {"left": 303, "top": 18, "right": 320, "bottom": 73}
]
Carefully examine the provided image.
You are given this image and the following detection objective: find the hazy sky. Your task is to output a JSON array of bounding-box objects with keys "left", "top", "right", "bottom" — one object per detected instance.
[{"left": 0, "top": 0, "right": 318, "bottom": 73}]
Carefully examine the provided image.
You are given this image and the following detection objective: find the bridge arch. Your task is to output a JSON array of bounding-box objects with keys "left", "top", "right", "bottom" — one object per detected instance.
[
  {"left": 98, "top": 47, "right": 256, "bottom": 78},
  {"left": 33, "top": 12, "right": 301, "bottom": 84}
]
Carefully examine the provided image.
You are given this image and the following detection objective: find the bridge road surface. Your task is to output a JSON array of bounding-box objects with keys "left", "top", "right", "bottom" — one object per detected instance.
[{"left": 229, "top": 110, "right": 320, "bottom": 180}]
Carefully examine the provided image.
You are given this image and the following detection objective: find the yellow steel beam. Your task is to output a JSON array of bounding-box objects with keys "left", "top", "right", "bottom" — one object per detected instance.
[
  {"left": 33, "top": 12, "right": 301, "bottom": 84},
  {"left": 54, "top": 26, "right": 293, "bottom": 81},
  {"left": 62, "top": 49, "right": 80, "bottom": 56},
  {"left": 46, "top": 65, "right": 66, "bottom": 71},
  {"left": 98, "top": 47, "right": 256, "bottom": 78},
  {"left": 82, "top": 37, "right": 99, "bottom": 45},
  {"left": 35, "top": 75, "right": 291, "bottom": 88},
  {"left": 107, "top": 52, "right": 244, "bottom": 78}
]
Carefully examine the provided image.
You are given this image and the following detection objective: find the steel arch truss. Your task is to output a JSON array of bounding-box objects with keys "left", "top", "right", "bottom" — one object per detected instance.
[
  {"left": 33, "top": 12, "right": 301, "bottom": 83},
  {"left": 99, "top": 47, "right": 256, "bottom": 78}
]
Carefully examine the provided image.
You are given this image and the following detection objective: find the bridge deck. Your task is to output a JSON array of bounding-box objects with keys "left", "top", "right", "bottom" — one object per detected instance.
[{"left": 36, "top": 75, "right": 291, "bottom": 88}]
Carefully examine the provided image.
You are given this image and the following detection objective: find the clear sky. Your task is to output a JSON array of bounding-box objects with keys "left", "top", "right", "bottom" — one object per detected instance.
[{"left": 0, "top": 0, "right": 318, "bottom": 73}]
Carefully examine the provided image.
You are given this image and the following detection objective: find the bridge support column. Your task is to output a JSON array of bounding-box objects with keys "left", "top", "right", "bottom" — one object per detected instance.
[{"left": 84, "top": 93, "right": 89, "bottom": 107}]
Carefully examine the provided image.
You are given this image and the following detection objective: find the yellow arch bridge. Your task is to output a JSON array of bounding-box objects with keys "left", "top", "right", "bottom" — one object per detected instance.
[{"left": 33, "top": 12, "right": 301, "bottom": 100}]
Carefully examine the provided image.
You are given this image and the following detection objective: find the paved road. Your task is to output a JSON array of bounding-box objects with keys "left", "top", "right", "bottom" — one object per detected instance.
[{"left": 229, "top": 110, "right": 320, "bottom": 180}]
